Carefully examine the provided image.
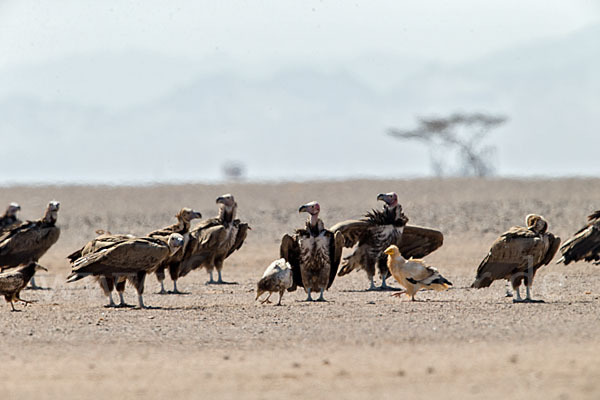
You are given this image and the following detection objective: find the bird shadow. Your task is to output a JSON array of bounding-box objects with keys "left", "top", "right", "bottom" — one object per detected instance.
[
  {"left": 154, "top": 291, "right": 191, "bottom": 295},
  {"left": 24, "top": 286, "right": 52, "bottom": 291},
  {"left": 342, "top": 287, "right": 405, "bottom": 293},
  {"left": 205, "top": 281, "right": 238, "bottom": 286}
]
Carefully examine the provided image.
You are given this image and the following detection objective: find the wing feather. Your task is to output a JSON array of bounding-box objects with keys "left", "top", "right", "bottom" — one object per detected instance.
[{"left": 396, "top": 225, "right": 443, "bottom": 259}]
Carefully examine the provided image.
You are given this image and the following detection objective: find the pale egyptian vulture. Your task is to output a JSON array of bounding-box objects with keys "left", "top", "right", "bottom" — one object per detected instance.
[
  {"left": 179, "top": 194, "right": 249, "bottom": 284},
  {"left": 256, "top": 258, "right": 293, "bottom": 306},
  {"left": 67, "top": 233, "right": 184, "bottom": 308},
  {"left": 557, "top": 210, "right": 600, "bottom": 265},
  {"left": 280, "top": 201, "right": 344, "bottom": 302},
  {"left": 0, "top": 203, "right": 21, "bottom": 231},
  {"left": 0, "top": 201, "right": 60, "bottom": 289},
  {"left": 472, "top": 214, "right": 561, "bottom": 303},
  {"left": 0, "top": 262, "right": 47, "bottom": 311},
  {"left": 384, "top": 245, "right": 452, "bottom": 301},
  {"left": 148, "top": 208, "right": 202, "bottom": 294},
  {"left": 332, "top": 192, "right": 443, "bottom": 290}
]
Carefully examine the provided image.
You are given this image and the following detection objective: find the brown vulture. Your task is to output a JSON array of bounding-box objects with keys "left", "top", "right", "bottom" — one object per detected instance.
[
  {"left": 256, "top": 258, "right": 293, "bottom": 306},
  {"left": 0, "top": 203, "right": 21, "bottom": 232},
  {"left": 332, "top": 192, "right": 443, "bottom": 290},
  {"left": 148, "top": 207, "right": 202, "bottom": 294},
  {"left": 67, "top": 233, "right": 184, "bottom": 308},
  {"left": 472, "top": 214, "right": 561, "bottom": 303},
  {"left": 0, "top": 262, "right": 47, "bottom": 311},
  {"left": 279, "top": 201, "right": 344, "bottom": 301},
  {"left": 179, "top": 194, "right": 249, "bottom": 284},
  {"left": 0, "top": 201, "right": 60, "bottom": 289},
  {"left": 557, "top": 210, "right": 600, "bottom": 265}
]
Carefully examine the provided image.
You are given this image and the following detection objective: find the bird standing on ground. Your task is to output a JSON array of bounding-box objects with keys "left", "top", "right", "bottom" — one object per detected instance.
[
  {"left": 0, "top": 262, "right": 46, "bottom": 311},
  {"left": 384, "top": 245, "right": 452, "bottom": 301},
  {"left": 256, "top": 258, "right": 293, "bottom": 306},
  {"left": 557, "top": 210, "right": 600, "bottom": 265},
  {"left": 0, "top": 203, "right": 21, "bottom": 231}
]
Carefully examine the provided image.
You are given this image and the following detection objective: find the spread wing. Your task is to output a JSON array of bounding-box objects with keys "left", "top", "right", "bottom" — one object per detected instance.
[
  {"left": 559, "top": 223, "right": 600, "bottom": 264},
  {"left": 280, "top": 233, "right": 302, "bottom": 289},
  {"left": 0, "top": 223, "right": 60, "bottom": 267},
  {"left": 329, "top": 219, "right": 372, "bottom": 248},
  {"left": 327, "top": 231, "right": 344, "bottom": 288},
  {"left": 397, "top": 225, "right": 443, "bottom": 259}
]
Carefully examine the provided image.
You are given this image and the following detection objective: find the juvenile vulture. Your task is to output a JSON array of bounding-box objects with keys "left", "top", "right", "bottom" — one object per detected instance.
[
  {"left": 557, "top": 210, "right": 600, "bottom": 265},
  {"left": 179, "top": 194, "right": 249, "bottom": 284},
  {"left": 0, "top": 203, "right": 21, "bottom": 231},
  {"left": 0, "top": 201, "right": 60, "bottom": 289},
  {"left": 472, "top": 214, "right": 561, "bottom": 303},
  {"left": 280, "top": 201, "right": 344, "bottom": 301},
  {"left": 67, "top": 231, "right": 134, "bottom": 307},
  {"left": 256, "top": 258, "right": 293, "bottom": 306},
  {"left": 67, "top": 233, "right": 184, "bottom": 308},
  {"left": 0, "top": 262, "right": 46, "bottom": 311},
  {"left": 148, "top": 207, "right": 202, "bottom": 294},
  {"left": 384, "top": 245, "right": 452, "bottom": 301},
  {"left": 333, "top": 192, "right": 443, "bottom": 290}
]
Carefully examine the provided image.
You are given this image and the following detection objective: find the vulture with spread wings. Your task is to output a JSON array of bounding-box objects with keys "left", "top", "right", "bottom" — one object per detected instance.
[{"left": 557, "top": 210, "right": 600, "bottom": 265}]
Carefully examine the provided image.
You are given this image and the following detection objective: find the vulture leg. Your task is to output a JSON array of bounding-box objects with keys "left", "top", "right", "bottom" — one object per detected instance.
[
  {"left": 380, "top": 275, "right": 389, "bottom": 290},
  {"left": 10, "top": 301, "right": 17, "bottom": 312},
  {"left": 260, "top": 293, "right": 272, "bottom": 304},
  {"left": 207, "top": 270, "right": 216, "bottom": 284},
  {"left": 316, "top": 289, "right": 327, "bottom": 302},
  {"left": 135, "top": 271, "right": 147, "bottom": 309},
  {"left": 115, "top": 278, "right": 132, "bottom": 308},
  {"left": 523, "top": 284, "right": 544, "bottom": 303},
  {"left": 106, "top": 293, "right": 116, "bottom": 308},
  {"left": 217, "top": 269, "right": 223, "bottom": 283},
  {"left": 505, "top": 282, "right": 513, "bottom": 298},
  {"left": 276, "top": 290, "right": 284, "bottom": 306},
  {"left": 168, "top": 264, "right": 185, "bottom": 294},
  {"left": 367, "top": 276, "right": 376, "bottom": 291},
  {"left": 27, "top": 276, "right": 44, "bottom": 290},
  {"left": 156, "top": 267, "right": 167, "bottom": 294},
  {"left": 170, "top": 280, "right": 182, "bottom": 294},
  {"left": 305, "top": 288, "right": 313, "bottom": 302},
  {"left": 16, "top": 296, "right": 35, "bottom": 305},
  {"left": 158, "top": 280, "right": 166, "bottom": 295},
  {"left": 512, "top": 286, "right": 523, "bottom": 303}
]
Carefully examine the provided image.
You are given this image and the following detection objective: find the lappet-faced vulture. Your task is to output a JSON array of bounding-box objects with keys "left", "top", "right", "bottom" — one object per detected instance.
[
  {"left": 0, "top": 203, "right": 21, "bottom": 232},
  {"left": 0, "top": 262, "right": 47, "bottom": 311},
  {"left": 557, "top": 210, "right": 600, "bottom": 265}
]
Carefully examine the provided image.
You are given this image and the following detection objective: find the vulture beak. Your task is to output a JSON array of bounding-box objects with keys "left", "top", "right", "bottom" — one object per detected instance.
[
  {"left": 216, "top": 196, "right": 225, "bottom": 204},
  {"left": 298, "top": 205, "right": 308, "bottom": 213},
  {"left": 255, "top": 290, "right": 264, "bottom": 301},
  {"left": 35, "top": 264, "right": 48, "bottom": 272},
  {"left": 377, "top": 193, "right": 386, "bottom": 201},
  {"left": 193, "top": 211, "right": 203, "bottom": 219}
]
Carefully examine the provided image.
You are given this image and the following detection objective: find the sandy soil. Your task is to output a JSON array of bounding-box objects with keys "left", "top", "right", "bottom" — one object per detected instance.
[{"left": 1, "top": 178, "right": 599, "bottom": 399}]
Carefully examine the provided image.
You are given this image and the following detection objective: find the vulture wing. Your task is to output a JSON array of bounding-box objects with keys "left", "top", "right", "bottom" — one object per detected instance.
[
  {"left": 559, "top": 224, "right": 600, "bottom": 264},
  {"left": 0, "top": 269, "right": 24, "bottom": 294},
  {"left": 327, "top": 231, "right": 345, "bottom": 288},
  {"left": 280, "top": 233, "right": 303, "bottom": 289},
  {"left": 178, "top": 225, "right": 227, "bottom": 277},
  {"left": 67, "top": 233, "right": 132, "bottom": 262},
  {"left": 329, "top": 219, "right": 372, "bottom": 248},
  {"left": 397, "top": 225, "right": 443, "bottom": 259},
  {"left": 226, "top": 221, "right": 249, "bottom": 258},
  {"left": 541, "top": 233, "right": 561, "bottom": 266},
  {"left": 0, "top": 222, "right": 60, "bottom": 267}
]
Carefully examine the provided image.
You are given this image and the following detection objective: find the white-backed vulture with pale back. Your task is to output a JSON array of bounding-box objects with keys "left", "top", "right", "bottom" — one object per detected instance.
[
  {"left": 280, "top": 201, "right": 344, "bottom": 301},
  {"left": 67, "top": 234, "right": 184, "bottom": 308},
  {"left": 557, "top": 210, "right": 600, "bottom": 265},
  {"left": 0, "top": 262, "right": 47, "bottom": 311},
  {"left": 0, "top": 201, "right": 60, "bottom": 289},
  {"left": 179, "top": 194, "right": 249, "bottom": 285},
  {"left": 384, "top": 245, "right": 452, "bottom": 301},
  {"left": 148, "top": 208, "right": 202, "bottom": 294},
  {"left": 256, "top": 258, "right": 293, "bottom": 305},
  {"left": 472, "top": 214, "right": 560, "bottom": 303},
  {"left": 0, "top": 203, "right": 21, "bottom": 232}
]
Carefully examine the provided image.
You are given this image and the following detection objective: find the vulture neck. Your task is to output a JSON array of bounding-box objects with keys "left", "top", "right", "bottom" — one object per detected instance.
[
  {"left": 42, "top": 209, "right": 58, "bottom": 225},
  {"left": 218, "top": 203, "right": 237, "bottom": 225},
  {"left": 175, "top": 217, "right": 192, "bottom": 232},
  {"left": 20, "top": 263, "right": 38, "bottom": 284},
  {"left": 305, "top": 215, "right": 324, "bottom": 236}
]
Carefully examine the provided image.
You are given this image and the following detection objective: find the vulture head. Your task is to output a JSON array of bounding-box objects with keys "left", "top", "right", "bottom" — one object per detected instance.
[
  {"left": 377, "top": 192, "right": 399, "bottom": 208},
  {"left": 43, "top": 200, "right": 60, "bottom": 223},
  {"left": 299, "top": 201, "right": 320, "bottom": 216},
  {"left": 167, "top": 233, "right": 185, "bottom": 255},
  {"left": 526, "top": 214, "right": 548, "bottom": 234},
  {"left": 176, "top": 208, "right": 203, "bottom": 222},
  {"left": 5, "top": 202, "right": 20, "bottom": 217}
]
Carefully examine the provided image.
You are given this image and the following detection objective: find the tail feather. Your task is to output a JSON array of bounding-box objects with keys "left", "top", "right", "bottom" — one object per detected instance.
[{"left": 337, "top": 253, "right": 362, "bottom": 276}]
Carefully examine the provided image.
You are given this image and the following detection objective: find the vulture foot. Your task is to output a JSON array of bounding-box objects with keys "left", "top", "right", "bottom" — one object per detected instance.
[{"left": 156, "top": 289, "right": 168, "bottom": 295}]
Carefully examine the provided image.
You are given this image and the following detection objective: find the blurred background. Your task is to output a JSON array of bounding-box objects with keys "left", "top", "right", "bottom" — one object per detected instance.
[{"left": 0, "top": 0, "right": 598, "bottom": 184}]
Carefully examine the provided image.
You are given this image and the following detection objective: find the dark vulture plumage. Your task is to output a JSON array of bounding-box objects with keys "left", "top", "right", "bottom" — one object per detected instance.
[
  {"left": 0, "top": 262, "right": 46, "bottom": 311},
  {"left": 179, "top": 194, "right": 249, "bottom": 284},
  {"left": 0, "top": 201, "right": 60, "bottom": 289},
  {"left": 0, "top": 203, "right": 21, "bottom": 232},
  {"left": 148, "top": 208, "right": 202, "bottom": 294},
  {"left": 279, "top": 201, "right": 344, "bottom": 301},
  {"left": 557, "top": 210, "right": 600, "bottom": 265},
  {"left": 332, "top": 192, "right": 442, "bottom": 290},
  {"left": 67, "top": 233, "right": 184, "bottom": 308},
  {"left": 472, "top": 214, "right": 561, "bottom": 303}
]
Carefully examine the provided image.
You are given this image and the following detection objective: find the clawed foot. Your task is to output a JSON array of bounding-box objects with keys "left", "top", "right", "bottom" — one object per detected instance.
[
  {"left": 156, "top": 289, "right": 168, "bottom": 295},
  {"left": 261, "top": 299, "right": 272, "bottom": 304},
  {"left": 315, "top": 298, "right": 328, "bottom": 302},
  {"left": 391, "top": 292, "right": 405, "bottom": 298}
]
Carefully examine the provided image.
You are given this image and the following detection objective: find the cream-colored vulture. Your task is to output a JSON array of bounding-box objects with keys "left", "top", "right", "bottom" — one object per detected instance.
[
  {"left": 0, "top": 262, "right": 46, "bottom": 311},
  {"left": 472, "top": 214, "right": 560, "bottom": 303},
  {"left": 67, "top": 234, "right": 184, "bottom": 309},
  {"left": 0, "top": 203, "right": 21, "bottom": 232},
  {"left": 332, "top": 192, "right": 443, "bottom": 290},
  {"left": 280, "top": 201, "right": 344, "bottom": 301},
  {"left": 384, "top": 245, "right": 452, "bottom": 301},
  {"left": 557, "top": 210, "right": 600, "bottom": 265},
  {"left": 179, "top": 194, "right": 249, "bottom": 285},
  {"left": 256, "top": 258, "right": 293, "bottom": 306},
  {"left": 148, "top": 208, "right": 202, "bottom": 294},
  {"left": 0, "top": 201, "right": 60, "bottom": 289}
]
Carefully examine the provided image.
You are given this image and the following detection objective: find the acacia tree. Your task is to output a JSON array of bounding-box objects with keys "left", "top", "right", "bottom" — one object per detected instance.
[{"left": 387, "top": 112, "right": 507, "bottom": 177}]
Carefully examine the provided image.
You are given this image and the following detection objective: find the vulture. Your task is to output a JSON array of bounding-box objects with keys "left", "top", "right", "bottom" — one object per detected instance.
[
  {"left": 179, "top": 194, "right": 249, "bottom": 284},
  {"left": 472, "top": 214, "right": 561, "bottom": 303},
  {"left": 557, "top": 210, "right": 600, "bottom": 265},
  {"left": 0, "top": 201, "right": 60, "bottom": 289},
  {"left": 0, "top": 203, "right": 21, "bottom": 231},
  {"left": 67, "top": 233, "right": 184, "bottom": 308},
  {"left": 148, "top": 207, "right": 202, "bottom": 294},
  {"left": 384, "top": 245, "right": 452, "bottom": 301},
  {"left": 67, "top": 230, "right": 134, "bottom": 307},
  {"left": 280, "top": 201, "right": 344, "bottom": 301},
  {"left": 332, "top": 192, "right": 443, "bottom": 290},
  {"left": 256, "top": 258, "right": 293, "bottom": 306},
  {"left": 0, "top": 262, "right": 47, "bottom": 311}
]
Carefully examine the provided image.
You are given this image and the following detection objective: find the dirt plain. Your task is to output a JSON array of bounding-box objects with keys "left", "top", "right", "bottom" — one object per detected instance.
[{"left": 1, "top": 178, "right": 599, "bottom": 400}]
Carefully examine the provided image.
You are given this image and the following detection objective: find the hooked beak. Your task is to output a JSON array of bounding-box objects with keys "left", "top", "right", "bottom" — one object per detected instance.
[
  {"left": 193, "top": 211, "right": 203, "bottom": 219},
  {"left": 216, "top": 196, "right": 225, "bottom": 204},
  {"left": 255, "top": 290, "right": 264, "bottom": 300},
  {"left": 298, "top": 205, "right": 308, "bottom": 213},
  {"left": 36, "top": 265, "right": 48, "bottom": 272},
  {"left": 377, "top": 193, "right": 386, "bottom": 202}
]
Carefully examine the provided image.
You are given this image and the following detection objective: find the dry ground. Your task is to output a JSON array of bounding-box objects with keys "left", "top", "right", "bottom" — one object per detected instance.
[{"left": 1, "top": 178, "right": 599, "bottom": 399}]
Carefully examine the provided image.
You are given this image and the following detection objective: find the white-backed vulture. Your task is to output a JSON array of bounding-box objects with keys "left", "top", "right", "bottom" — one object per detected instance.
[
  {"left": 179, "top": 194, "right": 249, "bottom": 284},
  {"left": 149, "top": 207, "right": 202, "bottom": 294},
  {"left": 256, "top": 258, "right": 293, "bottom": 306},
  {"left": 333, "top": 192, "right": 442, "bottom": 290},
  {"left": 0, "top": 262, "right": 47, "bottom": 311},
  {"left": 472, "top": 214, "right": 561, "bottom": 303},
  {"left": 0, "top": 203, "right": 21, "bottom": 231},
  {"left": 557, "top": 210, "right": 600, "bottom": 265},
  {"left": 280, "top": 201, "right": 344, "bottom": 301},
  {"left": 0, "top": 201, "right": 60, "bottom": 289},
  {"left": 67, "top": 233, "right": 184, "bottom": 308},
  {"left": 384, "top": 245, "right": 452, "bottom": 301}
]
